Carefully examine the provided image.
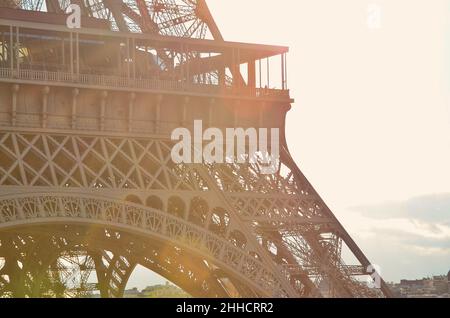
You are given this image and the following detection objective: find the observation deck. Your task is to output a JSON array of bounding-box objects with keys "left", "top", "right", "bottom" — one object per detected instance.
[{"left": 0, "top": 7, "right": 291, "bottom": 103}]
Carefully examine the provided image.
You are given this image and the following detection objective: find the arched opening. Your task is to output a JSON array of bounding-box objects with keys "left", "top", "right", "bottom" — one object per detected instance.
[
  {"left": 146, "top": 195, "right": 163, "bottom": 211},
  {"left": 0, "top": 224, "right": 246, "bottom": 298},
  {"left": 0, "top": 195, "right": 271, "bottom": 298},
  {"left": 125, "top": 265, "right": 191, "bottom": 298},
  {"left": 188, "top": 197, "right": 208, "bottom": 226},
  {"left": 167, "top": 196, "right": 186, "bottom": 219},
  {"left": 125, "top": 195, "right": 142, "bottom": 205},
  {"left": 209, "top": 208, "right": 230, "bottom": 237},
  {"left": 229, "top": 230, "right": 247, "bottom": 249}
]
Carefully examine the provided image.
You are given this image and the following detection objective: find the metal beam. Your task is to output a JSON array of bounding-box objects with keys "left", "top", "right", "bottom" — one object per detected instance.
[
  {"left": 104, "top": 0, "right": 129, "bottom": 32},
  {"left": 45, "top": 0, "right": 62, "bottom": 13}
]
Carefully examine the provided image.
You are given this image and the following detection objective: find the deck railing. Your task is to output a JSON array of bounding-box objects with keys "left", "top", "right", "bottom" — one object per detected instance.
[{"left": 0, "top": 67, "right": 290, "bottom": 100}]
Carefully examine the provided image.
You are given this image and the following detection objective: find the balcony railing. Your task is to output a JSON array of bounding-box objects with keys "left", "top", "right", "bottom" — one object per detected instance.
[{"left": 0, "top": 67, "right": 290, "bottom": 101}]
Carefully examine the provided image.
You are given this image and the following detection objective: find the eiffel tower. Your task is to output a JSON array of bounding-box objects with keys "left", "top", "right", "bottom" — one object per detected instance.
[{"left": 0, "top": 0, "right": 392, "bottom": 298}]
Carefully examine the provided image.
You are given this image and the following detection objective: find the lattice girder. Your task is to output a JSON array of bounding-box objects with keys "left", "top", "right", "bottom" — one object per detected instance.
[
  {"left": 0, "top": 0, "right": 392, "bottom": 298},
  {"left": 0, "top": 192, "right": 297, "bottom": 297},
  {"left": 0, "top": 225, "right": 239, "bottom": 297},
  {"left": 7, "top": 1, "right": 217, "bottom": 39}
]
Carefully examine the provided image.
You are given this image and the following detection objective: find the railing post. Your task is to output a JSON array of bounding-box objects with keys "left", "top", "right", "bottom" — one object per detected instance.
[
  {"left": 281, "top": 53, "right": 285, "bottom": 90},
  {"left": 186, "top": 45, "right": 190, "bottom": 91},
  {"left": 11, "top": 84, "right": 19, "bottom": 127},
  {"left": 231, "top": 48, "right": 236, "bottom": 93},
  {"left": 70, "top": 32, "right": 74, "bottom": 81},
  {"left": 61, "top": 36, "right": 65, "bottom": 67},
  {"left": 132, "top": 37, "right": 136, "bottom": 81},
  {"left": 126, "top": 37, "right": 130, "bottom": 84},
  {"left": 259, "top": 59, "right": 262, "bottom": 89},
  {"left": 128, "top": 92, "right": 135, "bottom": 133},
  {"left": 100, "top": 90, "right": 107, "bottom": 131},
  {"left": 76, "top": 32, "right": 80, "bottom": 78},
  {"left": 248, "top": 59, "right": 256, "bottom": 94},
  {"left": 42, "top": 86, "right": 50, "bottom": 129},
  {"left": 285, "top": 53, "right": 288, "bottom": 89},
  {"left": 218, "top": 60, "right": 225, "bottom": 88},
  {"left": 15, "top": 26, "right": 20, "bottom": 75},
  {"left": 154, "top": 94, "right": 162, "bottom": 134},
  {"left": 180, "top": 44, "right": 185, "bottom": 90},
  {"left": 71, "top": 88, "right": 79, "bottom": 129},
  {"left": 156, "top": 50, "right": 160, "bottom": 80},
  {"left": 236, "top": 48, "right": 241, "bottom": 94},
  {"left": 9, "top": 25, "right": 13, "bottom": 74}
]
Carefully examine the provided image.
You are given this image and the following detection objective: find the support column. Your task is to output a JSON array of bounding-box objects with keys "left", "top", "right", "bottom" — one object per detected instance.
[
  {"left": 100, "top": 91, "right": 108, "bottom": 131},
  {"left": 9, "top": 25, "right": 13, "bottom": 72},
  {"left": 118, "top": 41, "right": 123, "bottom": 76},
  {"left": 90, "top": 251, "right": 109, "bottom": 298},
  {"left": 185, "top": 46, "right": 190, "bottom": 87},
  {"left": 218, "top": 53, "right": 226, "bottom": 87},
  {"left": 155, "top": 94, "right": 162, "bottom": 134},
  {"left": 126, "top": 37, "right": 130, "bottom": 80},
  {"left": 236, "top": 48, "right": 241, "bottom": 91},
  {"left": 281, "top": 54, "right": 285, "bottom": 90},
  {"left": 179, "top": 45, "right": 184, "bottom": 85},
  {"left": 231, "top": 49, "right": 237, "bottom": 90},
  {"left": 42, "top": 86, "right": 50, "bottom": 128},
  {"left": 11, "top": 84, "right": 19, "bottom": 127},
  {"left": 128, "top": 92, "right": 136, "bottom": 133},
  {"left": 248, "top": 60, "right": 256, "bottom": 91},
  {"left": 75, "top": 32, "right": 80, "bottom": 76},
  {"left": 156, "top": 51, "right": 160, "bottom": 80},
  {"left": 61, "top": 36, "right": 65, "bottom": 67},
  {"left": 1, "top": 31, "right": 5, "bottom": 65},
  {"left": 259, "top": 59, "right": 262, "bottom": 89},
  {"left": 71, "top": 88, "right": 79, "bottom": 129},
  {"left": 70, "top": 32, "right": 74, "bottom": 77},
  {"left": 92, "top": 250, "right": 136, "bottom": 298},
  {"left": 284, "top": 53, "right": 288, "bottom": 89},
  {"left": 15, "top": 27, "right": 20, "bottom": 74},
  {"left": 132, "top": 38, "right": 136, "bottom": 80}
]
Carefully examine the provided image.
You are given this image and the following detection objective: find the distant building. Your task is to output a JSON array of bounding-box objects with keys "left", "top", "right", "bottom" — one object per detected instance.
[
  {"left": 123, "top": 282, "right": 190, "bottom": 298},
  {"left": 123, "top": 287, "right": 141, "bottom": 298},
  {"left": 388, "top": 271, "right": 450, "bottom": 298}
]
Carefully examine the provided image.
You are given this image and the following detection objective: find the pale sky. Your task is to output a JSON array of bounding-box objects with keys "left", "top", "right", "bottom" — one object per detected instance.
[
  {"left": 210, "top": 0, "right": 450, "bottom": 282},
  {"left": 128, "top": 0, "right": 450, "bottom": 288}
]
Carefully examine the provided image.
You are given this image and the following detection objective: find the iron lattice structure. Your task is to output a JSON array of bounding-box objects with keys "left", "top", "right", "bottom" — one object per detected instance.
[
  {"left": 14, "top": 0, "right": 217, "bottom": 37},
  {"left": 0, "top": 0, "right": 392, "bottom": 297}
]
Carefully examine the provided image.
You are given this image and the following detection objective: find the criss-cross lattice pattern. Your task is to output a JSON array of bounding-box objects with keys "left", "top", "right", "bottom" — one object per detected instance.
[
  {"left": 199, "top": 153, "right": 385, "bottom": 298},
  {"left": 0, "top": 133, "right": 202, "bottom": 191},
  {"left": 0, "top": 193, "right": 293, "bottom": 297},
  {"left": 10, "top": 0, "right": 215, "bottom": 39},
  {"left": 0, "top": 0, "right": 391, "bottom": 298}
]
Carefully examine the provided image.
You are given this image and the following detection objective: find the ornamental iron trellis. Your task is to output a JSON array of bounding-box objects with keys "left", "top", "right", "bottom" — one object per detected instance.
[{"left": 0, "top": 0, "right": 392, "bottom": 298}]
